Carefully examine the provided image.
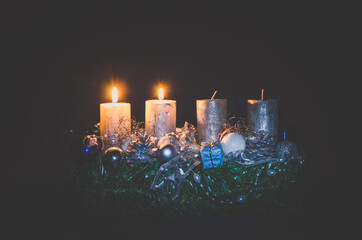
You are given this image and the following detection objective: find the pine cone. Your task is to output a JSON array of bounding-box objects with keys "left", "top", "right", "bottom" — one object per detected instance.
[{"left": 126, "top": 130, "right": 157, "bottom": 164}]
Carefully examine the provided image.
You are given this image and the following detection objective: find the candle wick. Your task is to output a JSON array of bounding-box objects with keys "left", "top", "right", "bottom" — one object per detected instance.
[
  {"left": 211, "top": 91, "right": 217, "bottom": 100},
  {"left": 261, "top": 89, "right": 264, "bottom": 100}
]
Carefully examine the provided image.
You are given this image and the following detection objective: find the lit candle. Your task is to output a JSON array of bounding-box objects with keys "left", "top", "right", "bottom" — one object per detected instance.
[
  {"left": 100, "top": 87, "right": 131, "bottom": 139},
  {"left": 145, "top": 87, "right": 176, "bottom": 138},
  {"left": 196, "top": 91, "right": 227, "bottom": 144},
  {"left": 247, "top": 89, "right": 278, "bottom": 137}
]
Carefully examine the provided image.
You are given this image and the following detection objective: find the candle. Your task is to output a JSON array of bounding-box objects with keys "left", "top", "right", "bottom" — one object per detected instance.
[
  {"left": 145, "top": 87, "right": 176, "bottom": 138},
  {"left": 196, "top": 91, "right": 227, "bottom": 144},
  {"left": 247, "top": 89, "right": 278, "bottom": 137},
  {"left": 100, "top": 87, "right": 131, "bottom": 139}
]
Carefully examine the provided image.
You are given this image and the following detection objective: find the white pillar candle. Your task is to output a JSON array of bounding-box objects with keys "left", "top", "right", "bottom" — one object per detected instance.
[
  {"left": 196, "top": 92, "right": 227, "bottom": 144},
  {"left": 100, "top": 87, "right": 131, "bottom": 139},
  {"left": 145, "top": 88, "right": 176, "bottom": 138}
]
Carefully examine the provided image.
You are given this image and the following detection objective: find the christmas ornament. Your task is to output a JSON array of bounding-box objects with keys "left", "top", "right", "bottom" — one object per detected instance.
[
  {"left": 157, "top": 133, "right": 180, "bottom": 151},
  {"left": 277, "top": 140, "right": 298, "bottom": 160},
  {"left": 237, "top": 195, "right": 246, "bottom": 203},
  {"left": 177, "top": 122, "right": 197, "bottom": 147},
  {"left": 102, "top": 147, "right": 125, "bottom": 171},
  {"left": 83, "top": 134, "right": 102, "bottom": 148},
  {"left": 151, "top": 155, "right": 201, "bottom": 200},
  {"left": 177, "top": 122, "right": 200, "bottom": 161},
  {"left": 71, "top": 136, "right": 101, "bottom": 166},
  {"left": 82, "top": 135, "right": 103, "bottom": 154},
  {"left": 200, "top": 141, "right": 224, "bottom": 169},
  {"left": 126, "top": 130, "right": 157, "bottom": 164},
  {"left": 267, "top": 169, "right": 277, "bottom": 176},
  {"left": 221, "top": 132, "right": 246, "bottom": 159},
  {"left": 281, "top": 128, "right": 287, "bottom": 141},
  {"left": 157, "top": 143, "right": 178, "bottom": 163},
  {"left": 193, "top": 173, "right": 201, "bottom": 183}
]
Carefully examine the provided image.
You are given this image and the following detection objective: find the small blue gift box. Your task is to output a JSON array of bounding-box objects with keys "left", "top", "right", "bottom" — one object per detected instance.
[{"left": 200, "top": 141, "right": 224, "bottom": 169}]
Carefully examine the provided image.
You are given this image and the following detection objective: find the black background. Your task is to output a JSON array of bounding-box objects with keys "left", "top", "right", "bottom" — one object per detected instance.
[{"left": 2, "top": 1, "right": 355, "bottom": 239}]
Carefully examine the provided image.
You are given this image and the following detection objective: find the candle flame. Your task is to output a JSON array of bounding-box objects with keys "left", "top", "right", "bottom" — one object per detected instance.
[
  {"left": 112, "top": 87, "right": 118, "bottom": 103},
  {"left": 158, "top": 88, "right": 164, "bottom": 100}
]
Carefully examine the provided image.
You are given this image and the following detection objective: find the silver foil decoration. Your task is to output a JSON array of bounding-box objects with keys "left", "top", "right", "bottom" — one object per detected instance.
[
  {"left": 277, "top": 140, "right": 298, "bottom": 162},
  {"left": 196, "top": 99, "right": 227, "bottom": 144},
  {"left": 176, "top": 122, "right": 200, "bottom": 161},
  {"left": 247, "top": 99, "right": 278, "bottom": 137},
  {"left": 150, "top": 155, "right": 201, "bottom": 200}
]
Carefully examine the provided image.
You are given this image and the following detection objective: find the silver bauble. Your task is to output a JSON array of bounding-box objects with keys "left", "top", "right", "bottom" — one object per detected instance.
[{"left": 157, "top": 143, "right": 178, "bottom": 163}]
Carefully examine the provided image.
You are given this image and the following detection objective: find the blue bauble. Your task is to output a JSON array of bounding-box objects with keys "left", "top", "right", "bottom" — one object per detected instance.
[
  {"left": 157, "top": 143, "right": 178, "bottom": 163},
  {"left": 102, "top": 147, "right": 125, "bottom": 171}
]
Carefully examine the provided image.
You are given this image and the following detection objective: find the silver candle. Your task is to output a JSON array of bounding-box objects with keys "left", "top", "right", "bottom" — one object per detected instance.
[
  {"left": 247, "top": 99, "right": 278, "bottom": 137},
  {"left": 196, "top": 99, "right": 227, "bottom": 144}
]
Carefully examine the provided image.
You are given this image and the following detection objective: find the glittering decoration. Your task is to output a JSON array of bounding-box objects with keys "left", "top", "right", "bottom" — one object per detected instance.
[
  {"left": 267, "top": 169, "right": 277, "bottom": 176},
  {"left": 193, "top": 173, "right": 201, "bottom": 183},
  {"left": 82, "top": 134, "right": 103, "bottom": 154},
  {"left": 157, "top": 143, "right": 178, "bottom": 163},
  {"left": 277, "top": 140, "right": 298, "bottom": 160},
  {"left": 151, "top": 155, "right": 201, "bottom": 200},
  {"left": 102, "top": 147, "right": 125, "bottom": 171},
  {"left": 177, "top": 122, "right": 197, "bottom": 148},
  {"left": 126, "top": 130, "right": 157, "bottom": 164},
  {"left": 177, "top": 122, "right": 201, "bottom": 161},
  {"left": 282, "top": 128, "right": 287, "bottom": 141},
  {"left": 244, "top": 130, "right": 278, "bottom": 161},
  {"left": 298, "top": 155, "right": 305, "bottom": 165},
  {"left": 237, "top": 195, "right": 246, "bottom": 203}
]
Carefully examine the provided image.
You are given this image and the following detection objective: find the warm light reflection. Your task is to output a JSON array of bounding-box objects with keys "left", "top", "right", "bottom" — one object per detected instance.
[
  {"left": 158, "top": 88, "right": 164, "bottom": 100},
  {"left": 112, "top": 87, "right": 118, "bottom": 103}
]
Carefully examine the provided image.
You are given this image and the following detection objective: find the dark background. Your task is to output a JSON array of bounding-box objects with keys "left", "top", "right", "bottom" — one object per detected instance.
[{"left": 2, "top": 2, "right": 355, "bottom": 239}]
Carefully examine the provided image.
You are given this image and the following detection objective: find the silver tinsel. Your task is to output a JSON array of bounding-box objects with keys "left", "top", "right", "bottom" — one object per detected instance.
[
  {"left": 150, "top": 155, "right": 201, "bottom": 200},
  {"left": 277, "top": 140, "right": 298, "bottom": 161},
  {"left": 178, "top": 122, "right": 200, "bottom": 161}
]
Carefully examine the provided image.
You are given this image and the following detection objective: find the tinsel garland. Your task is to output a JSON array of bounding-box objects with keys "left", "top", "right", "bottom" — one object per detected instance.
[{"left": 71, "top": 153, "right": 304, "bottom": 220}]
